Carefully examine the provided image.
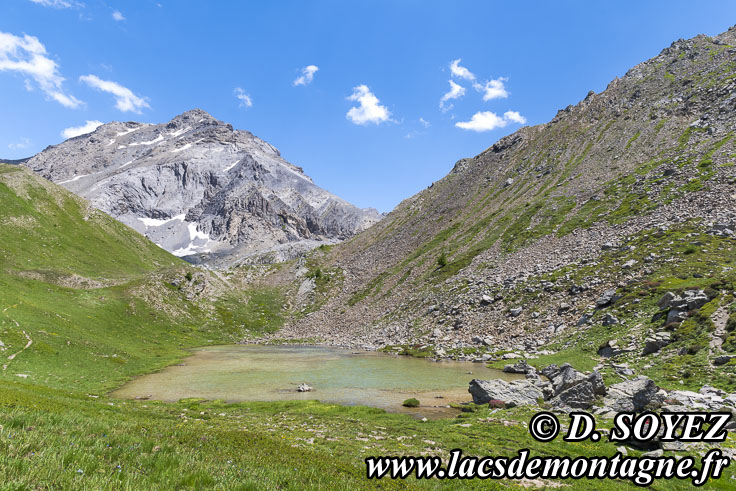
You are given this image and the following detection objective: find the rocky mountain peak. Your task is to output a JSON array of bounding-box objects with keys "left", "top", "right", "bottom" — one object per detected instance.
[{"left": 24, "top": 110, "right": 381, "bottom": 266}]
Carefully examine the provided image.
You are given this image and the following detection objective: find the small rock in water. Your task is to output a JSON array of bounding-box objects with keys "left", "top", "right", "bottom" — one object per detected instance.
[{"left": 297, "top": 383, "right": 312, "bottom": 392}]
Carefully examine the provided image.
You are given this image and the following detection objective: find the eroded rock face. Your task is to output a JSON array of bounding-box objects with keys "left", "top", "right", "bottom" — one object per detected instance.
[{"left": 24, "top": 109, "right": 382, "bottom": 266}]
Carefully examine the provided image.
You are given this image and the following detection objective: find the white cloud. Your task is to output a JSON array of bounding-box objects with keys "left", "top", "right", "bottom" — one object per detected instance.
[
  {"left": 112, "top": 10, "right": 125, "bottom": 21},
  {"left": 346, "top": 85, "right": 391, "bottom": 125},
  {"left": 29, "top": 0, "right": 81, "bottom": 8},
  {"left": 293, "top": 65, "right": 318, "bottom": 86},
  {"left": 79, "top": 74, "right": 149, "bottom": 113},
  {"left": 8, "top": 137, "right": 31, "bottom": 150},
  {"left": 0, "top": 31, "right": 83, "bottom": 108},
  {"left": 439, "top": 80, "right": 465, "bottom": 112},
  {"left": 455, "top": 110, "right": 526, "bottom": 132},
  {"left": 503, "top": 110, "right": 526, "bottom": 124},
  {"left": 450, "top": 59, "right": 475, "bottom": 81},
  {"left": 473, "top": 77, "right": 508, "bottom": 101},
  {"left": 61, "top": 120, "right": 103, "bottom": 139},
  {"left": 419, "top": 117, "right": 430, "bottom": 128},
  {"left": 234, "top": 87, "right": 252, "bottom": 108}
]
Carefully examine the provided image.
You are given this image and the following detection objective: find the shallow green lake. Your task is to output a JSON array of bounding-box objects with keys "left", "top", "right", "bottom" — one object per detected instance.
[{"left": 112, "top": 345, "right": 521, "bottom": 418}]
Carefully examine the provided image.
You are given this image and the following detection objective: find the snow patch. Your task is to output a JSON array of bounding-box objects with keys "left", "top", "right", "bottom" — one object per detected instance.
[
  {"left": 116, "top": 127, "right": 139, "bottom": 137},
  {"left": 169, "top": 126, "right": 191, "bottom": 138},
  {"left": 171, "top": 143, "right": 192, "bottom": 153},
  {"left": 128, "top": 134, "right": 164, "bottom": 146},
  {"left": 120, "top": 160, "right": 134, "bottom": 168},
  {"left": 138, "top": 214, "right": 186, "bottom": 227},
  {"left": 58, "top": 174, "right": 90, "bottom": 184},
  {"left": 188, "top": 222, "right": 209, "bottom": 241},
  {"left": 171, "top": 221, "right": 213, "bottom": 256},
  {"left": 117, "top": 145, "right": 127, "bottom": 149},
  {"left": 224, "top": 160, "right": 240, "bottom": 172}
]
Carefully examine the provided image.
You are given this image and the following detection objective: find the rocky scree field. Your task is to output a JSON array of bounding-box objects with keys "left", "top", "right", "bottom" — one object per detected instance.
[{"left": 271, "top": 27, "right": 736, "bottom": 384}]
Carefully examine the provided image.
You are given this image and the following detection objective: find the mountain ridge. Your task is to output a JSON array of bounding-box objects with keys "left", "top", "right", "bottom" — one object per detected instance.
[
  {"left": 23, "top": 109, "right": 382, "bottom": 267},
  {"left": 275, "top": 26, "right": 736, "bottom": 360}
]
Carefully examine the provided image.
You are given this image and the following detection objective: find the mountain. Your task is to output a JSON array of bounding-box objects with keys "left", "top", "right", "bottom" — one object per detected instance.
[
  {"left": 23, "top": 109, "right": 382, "bottom": 267},
  {"left": 280, "top": 26, "right": 736, "bottom": 374}
]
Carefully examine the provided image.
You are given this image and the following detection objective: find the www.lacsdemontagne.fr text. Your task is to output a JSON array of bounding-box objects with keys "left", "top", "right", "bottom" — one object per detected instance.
[{"left": 365, "top": 448, "right": 729, "bottom": 486}]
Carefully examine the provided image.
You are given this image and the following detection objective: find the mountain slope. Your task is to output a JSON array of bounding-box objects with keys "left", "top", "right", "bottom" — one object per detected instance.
[
  {"left": 0, "top": 163, "right": 177, "bottom": 283},
  {"left": 0, "top": 163, "right": 284, "bottom": 389},
  {"left": 23, "top": 109, "right": 381, "bottom": 267},
  {"left": 280, "top": 27, "right": 736, "bottom": 372}
]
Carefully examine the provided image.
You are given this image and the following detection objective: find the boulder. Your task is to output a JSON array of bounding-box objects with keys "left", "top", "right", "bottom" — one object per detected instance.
[
  {"left": 598, "top": 339, "right": 622, "bottom": 358},
  {"left": 549, "top": 371, "right": 607, "bottom": 410},
  {"left": 683, "top": 290, "right": 709, "bottom": 310},
  {"left": 602, "top": 313, "right": 619, "bottom": 326},
  {"left": 503, "top": 360, "right": 534, "bottom": 374},
  {"left": 714, "top": 355, "right": 734, "bottom": 366},
  {"left": 509, "top": 307, "right": 523, "bottom": 317},
  {"left": 541, "top": 364, "right": 561, "bottom": 380},
  {"left": 642, "top": 332, "right": 672, "bottom": 355},
  {"left": 666, "top": 309, "right": 688, "bottom": 324},
  {"left": 664, "top": 390, "right": 726, "bottom": 411},
  {"left": 657, "top": 292, "right": 677, "bottom": 309},
  {"left": 548, "top": 363, "right": 587, "bottom": 396},
  {"left": 596, "top": 289, "right": 619, "bottom": 307},
  {"left": 621, "top": 259, "right": 637, "bottom": 269},
  {"left": 603, "top": 376, "right": 662, "bottom": 412},
  {"left": 468, "top": 379, "right": 544, "bottom": 407},
  {"left": 657, "top": 291, "right": 709, "bottom": 326},
  {"left": 587, "top": 371, "right": 607, "bottom": 396}
]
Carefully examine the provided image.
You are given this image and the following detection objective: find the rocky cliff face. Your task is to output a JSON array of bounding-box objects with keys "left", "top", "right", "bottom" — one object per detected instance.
[
  {"left": 278, "top": 26, "right": 736, "bottom": 363},
  {"left": 24, "top": 109, "right": 381, "bottom": 266}
]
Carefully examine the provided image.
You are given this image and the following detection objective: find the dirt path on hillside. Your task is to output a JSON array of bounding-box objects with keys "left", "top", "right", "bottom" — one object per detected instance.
[
  {"left": 2, "top": 320, "right": 32, "bottom": 371},
  {"left": 710, "top": 306, "right": 729, "bottom": 356}
]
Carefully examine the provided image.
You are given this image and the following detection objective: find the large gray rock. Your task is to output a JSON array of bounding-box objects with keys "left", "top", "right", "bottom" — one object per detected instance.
[
  {"left": 602, "top": 313, "right": 619, "bottom": 326},
  {"left": 666, "top": 309, "right": 688, "bottom": 324},
  {"left": 551, "top": 382, "right": 597, "bottom": 409},
  {"left": 503, "top": 360, "right": 534, "bottom": 374},
  {"left": 642, "top": 331, "right": 672, "bottom": 355},
  {"left": 23, "top": 109, "right": 382, "bottom": 267},
  {"left": 657, "top": 291, "right": 710, "bottom": 326},
  {"left": 603, "top": 376, "right": 663, "bottom": 412},
  {"left": 549, "top": 371, "right": 606, "bottom": 410},
  {"left": 468, "top": 379, "right": 544, "bottom": 407},
  {"left": 596, "top": 289, "right": 619, "bottom": 307},
  {"left": 714, "top": 355, "right": 735, "bottom": 366},
  {"left": 663, "top": 388, "right": 732, "bottom": 411},
  {"left": 548, "top": 363, "right": 586, "bottom": 396}
]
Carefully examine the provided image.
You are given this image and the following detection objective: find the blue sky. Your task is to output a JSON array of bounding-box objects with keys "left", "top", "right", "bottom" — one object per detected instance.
[{"left": 2, "top": 1, "right": 735, "bottom": 212}]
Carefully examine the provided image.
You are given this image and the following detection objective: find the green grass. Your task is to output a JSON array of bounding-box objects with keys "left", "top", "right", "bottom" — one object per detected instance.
[
  {"left": 215, "top": 288, "right": 286, "bottom": 336},
  {"left": 0, "top": 165, "right": 177, "bottom": 280},
  {"left": 3, "top": 124, "right": 736, "bottom": 488}
]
